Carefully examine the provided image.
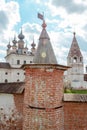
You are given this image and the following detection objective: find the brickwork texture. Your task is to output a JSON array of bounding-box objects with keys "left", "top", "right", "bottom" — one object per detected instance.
[
  {"left": 23, "top": 66, "right": 64, "bottom": 130},
  {"left": 64, "top": 102, "right": 87, "bottom": 130}
]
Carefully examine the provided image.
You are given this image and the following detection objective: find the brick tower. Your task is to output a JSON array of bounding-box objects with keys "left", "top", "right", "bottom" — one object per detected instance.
[{"left": 23, "top": 19, "right": 68, "bottom": 130}]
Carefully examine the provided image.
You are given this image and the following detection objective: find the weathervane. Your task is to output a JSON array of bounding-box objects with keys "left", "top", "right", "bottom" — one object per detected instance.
[{"left": 37, "top": 12, "right": 44, "bottom": 21}]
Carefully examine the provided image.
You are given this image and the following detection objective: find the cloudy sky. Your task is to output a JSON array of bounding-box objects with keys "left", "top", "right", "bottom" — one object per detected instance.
[{"left": 0, "top": 0, "right": 87, "bottom": 70}]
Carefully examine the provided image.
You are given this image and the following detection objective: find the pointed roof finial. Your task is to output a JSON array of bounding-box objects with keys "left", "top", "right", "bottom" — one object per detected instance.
[
  {"left": 68, "top": 32, "right": 82, "bottom": 57},
  {"left": 7, "top": 38, "right": 11, "bottom": 49},
  {"left": 18, "top": 26, "right": 25, "bottom": 40},
  {"left": 12, "top": 34, "right": 17, "bottom": 44},
  {"left": 42, "top": 12, "right": 47, "bottom": 29},
  {"left": 33, "top": 15, "right": 57, "bottom": 64},
  {"left": 31, "top": 36, "right": 36, "bottom": 49},
  {"left": 37, "top": 12, "right": 47, "bottom": 28},
  {"left": 73, "top": 32, "right": 76, "bottom": 36},
  {"left": 42, "top": 20, "right": 47, "bottom": 29}
]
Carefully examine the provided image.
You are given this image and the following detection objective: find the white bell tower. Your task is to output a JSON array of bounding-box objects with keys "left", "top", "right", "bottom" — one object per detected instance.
[{"left": 67, "top": 32, "right": 84, "bottom": 88}]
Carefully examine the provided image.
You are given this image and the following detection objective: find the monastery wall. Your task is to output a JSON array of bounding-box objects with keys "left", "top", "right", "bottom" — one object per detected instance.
[
  {"left": 0, "top": 68, "right": 25, "bottom": 83},
  {"left": 64, "top": 94, "right": 87, "bottom": 130},
  {"left": 0, "top": 93, "right": 23, "bottom": 130}
]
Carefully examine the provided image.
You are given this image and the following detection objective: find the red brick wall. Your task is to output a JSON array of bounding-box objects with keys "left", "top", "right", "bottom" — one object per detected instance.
[
  {"left": 14, "top": 94, "right": 24, "bottom": 114},
  {"left": 64, "top": 102, "right": 87, "bottom": 130},
  {"left": 13, "top": 94, "right": 24, "bottom": 130},
  {"left": 23, "top": 66, "right": 64, "bottom": 130}
]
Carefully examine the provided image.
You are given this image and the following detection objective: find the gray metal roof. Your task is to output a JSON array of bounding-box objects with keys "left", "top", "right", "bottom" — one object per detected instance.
[
  {"left": 33, "top": 21, "right": 57, "bottom": 64},
  {"left": 0, "top": 82, "right": 25, "bottom": 94},
  {"left": 0, "top": 62, "right": 11, "bottom": 69},
  {"left": 64, "top": 94, "right": 87, "bottom": 102},
  {"left": 68, "top": 32, "right": 83, "bottom": 58}
]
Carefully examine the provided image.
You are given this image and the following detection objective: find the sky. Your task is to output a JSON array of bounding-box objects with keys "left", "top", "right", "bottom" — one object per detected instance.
[{"left": 0, "top": 0, "right": 87, "bottom": 71}]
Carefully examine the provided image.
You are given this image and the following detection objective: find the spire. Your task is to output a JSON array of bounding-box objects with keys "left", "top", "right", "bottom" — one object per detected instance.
[
  {"left": 31, "top": 37, "right": 36, "bottom": 55},
  {"left": 18, "top": 27, "right": 25, "bottom": 40},
  {"left": 33, "top": 19, "right": 57, "bottom": 64},
  {"left": 39, "top": 20, "right": 50, "bottom": 40},
  {"left": 7, "top": 39, "right": 11, "bottom": 49},
  {"left": 68, "top": 32, "right": 83, "bottom": 57},
  {"left": 31, "top": 37, "right": 36, "bottom": 49},
  {"left": 12, "top": 35, "right": 17, "bottom": 45}
]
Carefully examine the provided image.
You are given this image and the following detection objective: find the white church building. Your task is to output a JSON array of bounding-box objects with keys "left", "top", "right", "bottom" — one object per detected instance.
[{"left": 0, "top": 28, "right": 36, "bottom": 83}]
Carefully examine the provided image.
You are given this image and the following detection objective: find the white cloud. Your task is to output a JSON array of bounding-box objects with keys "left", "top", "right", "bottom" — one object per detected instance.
[
  {"left": 22, "top": 22, "right": 41, "bottom": 48},
  {"left": 51, "top": 0, "right": 87, "bottom": 14},
  {"left": 43, "top": 0, "right": 87, "bottom": 66},
  {"left": 0, "top": 0, "right": 20, "bottom": 61}
]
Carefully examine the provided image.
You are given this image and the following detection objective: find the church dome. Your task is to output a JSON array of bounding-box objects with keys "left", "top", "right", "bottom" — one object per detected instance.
[{"left": 18, "top": 28, "right": 25, "bottom": 40}]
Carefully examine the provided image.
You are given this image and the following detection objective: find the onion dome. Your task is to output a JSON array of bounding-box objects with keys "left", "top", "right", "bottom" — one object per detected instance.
[
  {"left": 31, "top": 38, "right": 36, "bottom": 49},
  {"left": 18, "top": 27, "right": 25, "bottom": 40},
  {"left": 12, "top": 35, "right": 17, "bottom": 45},
  {"left": 7, "top": 41, "right": 11, "bottom": 49}
]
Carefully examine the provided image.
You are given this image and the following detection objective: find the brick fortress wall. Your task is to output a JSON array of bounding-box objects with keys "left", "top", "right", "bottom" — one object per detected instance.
[
  {"left": 23, "top": 64, "right": 66, "bottom": 130},
  {"left": 64, "top": 94, "right": 87, "bottom": 130}
]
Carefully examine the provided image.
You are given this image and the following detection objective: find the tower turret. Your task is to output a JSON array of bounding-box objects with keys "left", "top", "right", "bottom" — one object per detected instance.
[
  {"left": 12, "top": 35, "right": 17, "bottom": 53},
  {"left": 67, "top": 32, "right": 84, "bottom": 88},
  {"left": 7, "top": 41, "right": 11, "bottom": 50},
  {"left": 18, "top": 28, "right": 25, "bottom": 54},
  {"left": 31, "top": 37, "right": 36, "bottom": 55},
  {"left": 23, "top": 14, "right": 69, "bottom": 130},
  {"left": 67, "top": 32, "right": 83, "bottom": 64},
  {"left": 7, "top": 40, "right": 11, "bottom": 55},
  {"left": 33, "top": 19, "right": 57, "bottom": 64}
]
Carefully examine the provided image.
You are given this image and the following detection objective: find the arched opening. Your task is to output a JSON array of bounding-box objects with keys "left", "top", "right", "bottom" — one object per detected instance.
[
  {"left": 5, "top": 79, "right": 8, "bottom": 83},
  {"left": 86, "top": 66, "right": 87, "bottom": 73},
  {"left": 73, "top": 57, "right": 77, "bottom": 63},
  {"left": 80, "top": 57, "right": 82, "bottom": 62}
]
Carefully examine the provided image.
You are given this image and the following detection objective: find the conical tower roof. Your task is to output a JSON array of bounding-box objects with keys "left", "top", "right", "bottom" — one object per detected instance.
[
  {"left": 68, "top": 32, "right": 83, "bottom": 57},
  {"left": 33, "top": 20, "right": 57, "bottom": 64}
]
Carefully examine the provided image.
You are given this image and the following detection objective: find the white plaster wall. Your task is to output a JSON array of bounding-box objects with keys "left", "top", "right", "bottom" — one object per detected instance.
[
  {"left": 5, "top": 53, "right": 34, "bottom": 68},
  {"left": 0, "top": 68, "right": 25, "bottom": 83},
  {"left": 0, "top": 94, "right": 23, "bottom": 129},
  {"left": 0, "top": 94, "right": 15, "bottom": 114},
  {"left": 67, "top": 63, "right": 84, "bottom": 85},
  {"left": 72, "top": 81, "right": 87, "bottom": 89},
  {"left": 11, "top": 69, "right": 25, "bottom": 82}
]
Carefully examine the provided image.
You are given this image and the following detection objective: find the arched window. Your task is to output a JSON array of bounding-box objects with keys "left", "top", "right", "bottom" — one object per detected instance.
[
  {"left": 30, "top": 61, "right": 32, "bottom": 63},
  {"left": 5, "top": 72, "right": 8, "bottom": 75},
  {"left": 17, "top": 73, "right": 20, "bottom": 75},
  {"left": 73, "top": 57, "right": 77, "bottom": 63},
  {"left": 17, "top": 79, "right": 20, "bottom": 82},
  {"left": 5, "top": 79, "right": 8, "bottom": 83},
  {"left": 86, "top": 66, "right": 87, "bottom": 73},
  {"left": 80, "top": 57, "right": 82, "bottom": 62},
  {"left": 24, "top": 60, "right": 26, "bottom": 64},
  {"left": 17, "top": 60, "right": 20, "bottom": 65}
]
